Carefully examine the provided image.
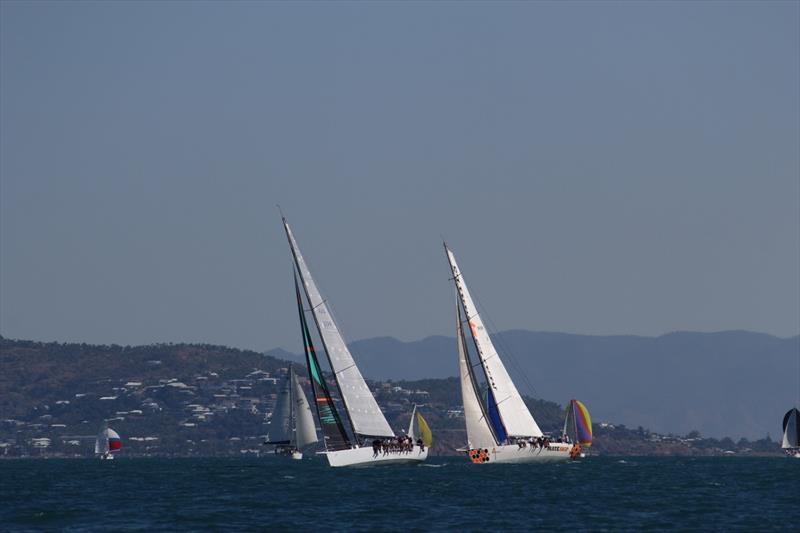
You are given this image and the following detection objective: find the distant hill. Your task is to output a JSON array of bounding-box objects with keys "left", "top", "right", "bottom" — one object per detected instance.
[{"left": 268, "top": 330, "right": 800, "bottom": 440}]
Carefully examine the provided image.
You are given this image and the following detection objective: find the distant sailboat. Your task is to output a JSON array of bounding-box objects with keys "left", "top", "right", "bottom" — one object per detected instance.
[
  {"left": 281, "top": 215, "right": 429, "bottom": 467},
  {"left": 407, "top": 405, "right": 433, "bottom": 450},
  {"left": 95, "top": 422, "right": 122, "bottom": 460},
  {"left": 445, "top": 244, "right": 572, "bottom": 464},
  {"left": 265, "top": 367, "right": 318, "bottom": 460},
  {"left": 562, "top": 399, "right": 593, "bottom": 458},
  {"left": 781, "top": 407, "right": 800, "bottom": 458}
]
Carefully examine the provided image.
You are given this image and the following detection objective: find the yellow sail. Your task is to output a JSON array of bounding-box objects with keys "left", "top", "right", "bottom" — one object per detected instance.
[{"left": 416, "top": 412, "right": 433, "bottom": 447}]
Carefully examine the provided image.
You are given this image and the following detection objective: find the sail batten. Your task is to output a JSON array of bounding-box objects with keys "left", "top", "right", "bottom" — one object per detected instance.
[
  {"left": 446, "top": 246, "right": 543, "bottom": 438},
  {"left": 284, "top": 219, "right": 394, "bottom": 438}
]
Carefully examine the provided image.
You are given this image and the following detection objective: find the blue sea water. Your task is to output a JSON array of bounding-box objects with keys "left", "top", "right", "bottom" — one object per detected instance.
[{"left": 1, "top": 456, "right": 797, "bottom": 531}]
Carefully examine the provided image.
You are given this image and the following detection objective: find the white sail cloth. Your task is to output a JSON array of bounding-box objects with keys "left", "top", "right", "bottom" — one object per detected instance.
[
  {"left": 458, "top": 312, "right": 498, "bottom": 449},
  {"left": 284, "top": 220, "right": 394, "bottom": 438},
  {"left": 782, "top": 408, "right": 799, "bottom": 449},
  {"left": 292, "top": 371, "right": 319, "bottom": 449},
  {"left": 270, "top": 376, "right": 293, "bottom": 443},
  {"left": 95, "top": 425, "right": 108, "bottom": 455},
  {"left": 446, "top": 247, "right": 543, "bottom": 438}
]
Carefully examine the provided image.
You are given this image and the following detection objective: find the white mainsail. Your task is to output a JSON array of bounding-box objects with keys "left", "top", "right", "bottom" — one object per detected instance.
[
  {"left": 283, "top": 219, "right": 394, "bottom": 438},
  {"left": 407, "top": 404, "right": 418, "bottom": 439},
  {"left": 95, "top": 423, "right": 108, "bottom": 455},
  {"left": 458, "top": 306, "right": 498, "bottom": 449},
  {"left": 446, "top": 246, "right": 543, "bottom": 438},
  {"left": 269, "top": 375, "right": 293, "bottom": 443},
  {"left": 292, "top": 371, "right": 319, "bottom": 449}
]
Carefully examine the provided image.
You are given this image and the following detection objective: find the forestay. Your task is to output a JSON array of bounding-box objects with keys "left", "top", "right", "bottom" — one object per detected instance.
[
  {"left": 291, "top": 371, "right": 319, "bottom": 449},
  {"left": 284, "top": 219, "right": 394, "bottom": 438},
  {"left": 446, "top": 246, "right": 543, "bottom": 438}
]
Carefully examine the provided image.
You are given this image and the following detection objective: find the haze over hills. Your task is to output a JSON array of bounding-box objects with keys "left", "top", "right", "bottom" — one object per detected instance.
[{"left": 268, "top": 330, "right": 800, "bottom": 440}]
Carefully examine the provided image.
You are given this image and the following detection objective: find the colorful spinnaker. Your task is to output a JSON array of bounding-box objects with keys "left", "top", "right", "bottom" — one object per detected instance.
[
  {"left": 572, "top": 400, "right": 593, "bottom": 446},
  {"left": 407, "top": 405, "right": 433, "bottom": 448},
  {"left": 95, "top": 422, "right": 122, "bottom": 459},
  {"left": 563, "top": 399, "right": 592, "bottom": 447}
]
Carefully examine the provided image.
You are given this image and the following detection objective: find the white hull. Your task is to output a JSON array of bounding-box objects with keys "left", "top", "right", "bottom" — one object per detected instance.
[
  {"left": 291, "top": 451, "right": 303, "bottom": 460},
  {"left": 323, "top": 445, "right": 429, "bottom": 467},
  {"left": 99, "top": 453, "right": 114, "bottom": 460},
  {"left": 466, "top": 443, "right": 572, "bottom": 464}
]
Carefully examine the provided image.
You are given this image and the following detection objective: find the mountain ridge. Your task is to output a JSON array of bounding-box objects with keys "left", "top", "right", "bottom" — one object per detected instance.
[{"left": 267, "top": 329, "right": 800, "bottom": 440}]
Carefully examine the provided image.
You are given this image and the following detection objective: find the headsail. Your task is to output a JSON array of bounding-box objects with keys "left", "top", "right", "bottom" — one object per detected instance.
[
  {"left": 457, "top": 303, "right": 497, "bottom": 449},
  {"left": 782, "top": 407, "right": 800, "bottom": 449},
  {"left": 266, "top": 373, "right": 292, "bottom": 445},
  {"left": 445, "top": 245, "right": 543, "bottom": 438},
  {"left": 295, "top": 274, "right": 351, "bottom": 450},
  {"left": 283, "top": 218, "right": 394, "bottom": 438},
  {"left": 291, "top": 370, "right": 319, "bottom": 449},
  {"left": 487, "top": 389, "right": 509, "bottom": 443}
]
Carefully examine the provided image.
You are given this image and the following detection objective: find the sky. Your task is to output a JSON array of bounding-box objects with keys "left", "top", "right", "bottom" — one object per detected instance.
[{"left": 1, "top": 1, "right": 798, "bottom": 353}]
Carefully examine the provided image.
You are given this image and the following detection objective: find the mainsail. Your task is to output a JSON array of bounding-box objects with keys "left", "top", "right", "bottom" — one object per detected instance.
[
  {"left": 95, "top": 423, "right": 108, "bottom": 455},
  {"left": 266, "top": 372, "right": 293, "bottom": 445},
  {"left": 457, "top": 304, "right": 497, "bottom": 449},
  {"left": 782, "top": 407, "right": 800, "bottom": 449},
  {"left": 291, "top": 370, "right": 319, "bottom": 449},
  {"left": 445, "top": 245, "right": 543, "bottom": 438},
  {"left": 283, "top": 218, "right": 394, "bottom": 438}
]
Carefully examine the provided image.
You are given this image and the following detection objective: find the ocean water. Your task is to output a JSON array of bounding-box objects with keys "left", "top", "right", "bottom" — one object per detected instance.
[{"left": 1, "top": 456, "right": 797, "bottom": 531}]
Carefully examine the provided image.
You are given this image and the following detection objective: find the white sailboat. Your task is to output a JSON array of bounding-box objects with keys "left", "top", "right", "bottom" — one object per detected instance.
[
  {"left": 281, "top": 216, "right": 428, "bottom": 467},
  {"left": 95, "top": 421, "right": 122, "bottom": 460},
  {"left": 445, "top": 244, "right": 572, "bottom": 464},
  {"left": 781, "top": 407, "right": 800, "bottom": 458},
  {"left": 265, "top": 367, "right": 319, "bottom": 460}
]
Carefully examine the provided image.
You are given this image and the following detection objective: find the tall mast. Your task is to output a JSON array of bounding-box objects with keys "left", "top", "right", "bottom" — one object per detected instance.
[
  {"left": 281, "top": 215, "right": 394, "bottom": 439},
  {"left": 444, "top": 243, "right": 542, "bottom": 438},
  {"left": 289, "top": 366, "right": 295, "bottom": 447},
  {"left": 282, "top": 216, "right": 359, "bottom": 439},
  {"left": 293, "top": 272, "right": 351, "bottom": 450},
  {"left": 446, "top": 243, "right": 510, "bottom": 437}
]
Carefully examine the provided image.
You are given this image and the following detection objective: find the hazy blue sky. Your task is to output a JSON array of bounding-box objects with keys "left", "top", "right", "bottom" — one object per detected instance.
[{"left": 1, "top": 1, "right": 798, "bottom": 353}]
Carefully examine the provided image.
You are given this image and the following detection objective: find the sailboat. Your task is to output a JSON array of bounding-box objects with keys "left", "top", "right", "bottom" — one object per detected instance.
[
  {"left": 265, "top": 367, "right": 318, "bottom": 460},
  {"left": 445, "top": 244, "right": 572, "bottom": 464},
  {"left": 95, "top": 422, "right": 122, "bottom": 460},
  {"left": 562, "top": 399, "right": 593, "bottom": 459},
  {"left": 407, "top": 404, "right": 433, "bottom": 450},
  {"left": 781, "top": 407, "right": 800, "bottom": 458},
  {"left": 281, "top": 216, "right": 429, "bottom": 467}
]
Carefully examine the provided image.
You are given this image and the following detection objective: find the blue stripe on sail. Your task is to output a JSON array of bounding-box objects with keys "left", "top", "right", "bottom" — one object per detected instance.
[{"left": 487, "top": 389, "right": 508, "bottom": 444}]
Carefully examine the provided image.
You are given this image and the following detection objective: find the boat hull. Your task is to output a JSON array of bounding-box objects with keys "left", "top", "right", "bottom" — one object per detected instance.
[
  {"left": 324, "top": 445, "right": 429, "bottom": 467},
  {"left": 466, "top": 443, "right": 573, "bottom": 464}
]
